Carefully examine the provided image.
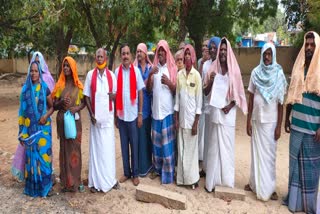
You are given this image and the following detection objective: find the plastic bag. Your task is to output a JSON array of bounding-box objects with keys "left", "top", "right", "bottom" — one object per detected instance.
[{"left": 64, "top": 111, "right": 77, "bottom": 139}]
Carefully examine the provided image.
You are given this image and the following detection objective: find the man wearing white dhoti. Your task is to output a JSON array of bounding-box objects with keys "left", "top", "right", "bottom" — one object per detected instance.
[
  {"left": 204, "top": 38, "right": 247, "bottom": 192},
  {"left": 244, "top": 43, "right": 287, "bottom": 201},
  {"left": 174, "top": 44, "right": 202, "bottom": 189},
  {"left": 199, "top": 36, "right": 221, "bottom": 177},
  {"left": 84, "top": 48, "right": 119, "bottom": 193}
]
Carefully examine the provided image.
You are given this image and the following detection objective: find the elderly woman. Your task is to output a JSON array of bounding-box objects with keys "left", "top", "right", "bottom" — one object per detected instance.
[
  {"left": 52, "top": 56, "right": 85, "bottom": 193},
  {"left": 18, "top": 61, "right": 54, "bottom": 197}
]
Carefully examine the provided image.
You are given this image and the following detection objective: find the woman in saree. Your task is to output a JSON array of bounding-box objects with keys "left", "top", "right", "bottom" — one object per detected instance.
[
  {"left": 51, "top": 56, "right": 85, "bottom": 192},
  {"left": 12, "top": 51, "right": 55, "bottom": 182},
  {"left": 18, "top": 61, "right": 54, "bottom": 197}
]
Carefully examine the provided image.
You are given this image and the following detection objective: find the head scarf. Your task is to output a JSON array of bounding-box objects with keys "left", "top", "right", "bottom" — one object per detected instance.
[
  {"left": 133, "top": 43, "right": 152, "bottom": 66},
  {"left": 251, "top": 43, "right": 287, "bottom": 104},
  {"left": 208, "top": 36, "right": 221, "bottom": 50},
  {"left": 153, "top": 40, "right": 177, "bottom": 84},
  {"left": 18, "top": 61, "right": 48, "bottom": 138},
  {"left": 31, "top": 51, "right": 55, "bottom": 92},
  {"left": 51, "top": 56, "right": 84, "bottom": 99},
  {"left": 207, "top": 37, "right": 248, "bottom": 114},
  {"left": 286, "top": 31, "right": 320, "bottom": 104},
  {"left": 183, "top": 44, "right": 197, "bottom": 65}
]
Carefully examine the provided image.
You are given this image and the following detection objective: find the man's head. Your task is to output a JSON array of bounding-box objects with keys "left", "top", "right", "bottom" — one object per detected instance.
[
  {"left": 208, "top": 37, "right": 221, "bottom": 61},
  {"left": 179, "top": 42, "right": 186, "bottom": 51},
  {"left": 184, "top": 48, "right": 192, "bottom": 70},
  {"left": 175, "top": 50, "right": 184, "bottom": 70},
  {"left": 157, "top": 46, "right": 167, "bottom": 65},
  {"left": 120, "top": 43, "right": 131, "bottom": 67},
  {"left": 202, "top": 39, "right": 209, "bottom": 59},
  {"left": 219, "top": 39, "right": 227, "bottom": 65},
  {"left": 263, "top": 48, "right": 273, "bottom": 66},
  {"left": 96, "top": 48, "right": 107, "bottom": 65},
  {"left": 136, "top": 43, "right": 148, "bottom": 63},
  {"left": 305, "top": 32, "right": 316, "bottom": 63}
]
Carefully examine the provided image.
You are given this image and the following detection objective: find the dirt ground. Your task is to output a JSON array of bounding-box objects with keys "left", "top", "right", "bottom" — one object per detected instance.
[{"left": 0, "top": 76, "right": 302, "bottom": 214}]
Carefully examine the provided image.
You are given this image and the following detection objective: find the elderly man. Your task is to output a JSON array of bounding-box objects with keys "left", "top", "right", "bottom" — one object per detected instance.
[
  {"left": 84, "top": 48, "right": 118, "bottom": 193},
  {"left": 175, "top": 50, "right": 184, "bottom": 71},
  {"left": 115, "top": 44, "right": 145, "bottom": 186},
  {"left": 199, "top": 36, "right": 221, "bottom": 177},
  {"left": 133, "top": 43, "right": 153, "bottom": 177},
  {"left": 245, "top": 43, "right": 287, "bottom": 201},
  {"left": 174, "top": 44, "right": 202, "bottom": 189},
  {"left": 283, "top": 31, "right": 320, "bottom": 213},
  {"left": 147, "top": 40, "right": 177, "bottom": 184},
  {"left": 204, "top": 38, "right": 247, "bottom": 192}
]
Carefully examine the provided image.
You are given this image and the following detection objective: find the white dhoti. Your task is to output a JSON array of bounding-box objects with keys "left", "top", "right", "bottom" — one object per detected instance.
[
  {"left": 249, "top": 121, "right": 277, "bottom": 201},
  {"left": 202, "top": 114, "right": 211, "bottom": 172},
  {"left": 88, "top": 124, "right": 117, "bottom": 192},
  {"left": 177, "top": 128, "right": 200, "bottom": 185},
  {"left": 205, "top": 123, "right": 235, "bottom": 191},
  {"left": 198, "top": 113, "right": 205, "bottom": 161}
]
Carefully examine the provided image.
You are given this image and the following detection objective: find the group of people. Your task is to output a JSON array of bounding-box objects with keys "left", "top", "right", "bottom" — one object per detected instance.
[{"left": 10, "top": 31, "right": 320, "bottom": 214}]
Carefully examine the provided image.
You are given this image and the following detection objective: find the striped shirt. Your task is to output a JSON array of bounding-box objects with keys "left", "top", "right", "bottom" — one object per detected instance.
[{"left": 291, "top": 93, "right": 320, "bottom": 135}]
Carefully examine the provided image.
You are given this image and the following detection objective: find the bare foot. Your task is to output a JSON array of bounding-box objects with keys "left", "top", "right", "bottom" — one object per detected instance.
[{"left": 119, "top": 175, "right": 130, "bottom": 183}]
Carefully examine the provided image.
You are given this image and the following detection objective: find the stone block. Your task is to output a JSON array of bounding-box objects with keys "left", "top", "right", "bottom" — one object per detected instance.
[
  {"left": 214, "top": 186, "right": 246, "bottom": 201},
  {"left": 136, "top": 184, "right": 187, "bottom": 210}
]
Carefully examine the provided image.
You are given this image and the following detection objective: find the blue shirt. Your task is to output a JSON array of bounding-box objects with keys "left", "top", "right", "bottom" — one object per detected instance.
[{"left": 138, "top": 63, "right": 152, "bottom": 119}]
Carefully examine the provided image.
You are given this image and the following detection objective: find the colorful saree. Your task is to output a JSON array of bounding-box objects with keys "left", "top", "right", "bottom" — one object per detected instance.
[{"left": 18, "top": 63, "right": 52, "bottom": 197}]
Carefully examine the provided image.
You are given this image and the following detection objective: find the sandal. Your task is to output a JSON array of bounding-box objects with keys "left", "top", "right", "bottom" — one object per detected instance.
[
  {"left": 90, "top": 187, "right": 98, "bottom": 193},
  {"left": 244, "top": 184, "right": 252, "bottom": 192},
  {"left": 270, "top": 192, "right": 278, "bottom": 200},
  {"left": 113, "top": 181, "right": 120, "bottom": 190},
  {"left": 149, "top": 171, "right": 159, "bottom": 180}
]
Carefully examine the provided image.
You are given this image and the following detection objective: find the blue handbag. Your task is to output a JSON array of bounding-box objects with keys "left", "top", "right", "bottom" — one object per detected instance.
[{"left": 64, "top": 110, "right": 77, "bottom": 139}]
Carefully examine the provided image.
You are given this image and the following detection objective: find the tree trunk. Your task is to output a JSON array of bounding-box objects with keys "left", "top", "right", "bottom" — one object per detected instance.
[
  {"left": 55, "top": 25, "right": 74, "bottom": 79},
  {"left": 108, "top": 32, "right": 123, "bottom": 71}
]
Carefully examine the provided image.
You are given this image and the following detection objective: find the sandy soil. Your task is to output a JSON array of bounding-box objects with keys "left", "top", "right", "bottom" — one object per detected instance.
[{"left": 0, "top": 76, "right": 295, "bottom": 214}]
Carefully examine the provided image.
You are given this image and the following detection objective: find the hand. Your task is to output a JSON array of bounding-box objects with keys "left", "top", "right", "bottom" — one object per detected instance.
[
  {"left": 209, "top": 72, "right": 216, "bottom": 84},
  {"left": 274, "top": 126, "right": 281, "bottom": 141},
  {"left": 137, "top": 115, "right": 143, "bottom": 128},
  {"left": 63, "top": 96, "right": 71, "bottom": 108},
  {"left": 284, "top": 118, "right": 291, "bottom": 133},
  {"left": 108, "top": 92, "right": 116, "bottom": 101},
  {"left": 161, "top": 74, "right": 171, "bottom": 86},
  {"left": 39, "top": 116, "right": 47, "bottom": 125},
  {"left": 69, "top": 106, "right": 78, "bottom": 114},
  {"left": 247, "top": 121, "right": 252, "bottom": 137},
  {"left": 314, "top": 128, "right": 320, "bottom": 142},
  {"left": 192, "top": 121, "right": 198, "bottom": 136},
  {"left": 90, "top": 115, "right": 97, "bottom": 125},
  {"left": 151, "top": 66, "right": 159, "bottom": 76},
  {"left": 19, "top": 141, "right": 25, "bottom": 146},
  {"left": 222, "top": 103, "right": 234, "bottom": 114}
]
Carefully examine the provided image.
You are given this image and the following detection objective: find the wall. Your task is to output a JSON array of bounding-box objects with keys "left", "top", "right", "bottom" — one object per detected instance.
[{"left": 0, "top": 47, "right": 299, "bottom": 77}]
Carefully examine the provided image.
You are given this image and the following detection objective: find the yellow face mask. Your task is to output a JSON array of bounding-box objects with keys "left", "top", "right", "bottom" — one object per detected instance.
[{"left": 96, "top": 61, "right": 107, "bottom": 70}]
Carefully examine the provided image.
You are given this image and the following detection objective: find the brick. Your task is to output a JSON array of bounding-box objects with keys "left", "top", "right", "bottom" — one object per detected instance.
[
  {"left": 214, "top": 186, "right": 246, "bottom": 201},
  {"left": 136, "top": 184, "right": 187, "bottom": 210}
]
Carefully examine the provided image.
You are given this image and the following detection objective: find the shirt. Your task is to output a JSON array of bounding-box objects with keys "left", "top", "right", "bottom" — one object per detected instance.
[
  {"left": 174, "top": 67, "right": 202, "bottom": 129},
  {"left": 152, "top": 63, "right": 174, "bottom": 120},
  {"left": 202, "top": 59, "right": 213, "bottom": 114},
  {"left": 138, "top": 63, "right": 152, "bottom": 120},
  {"left": 248, "top": 77, "right": 278, "bottom": 123},
  {"left": 83, "top": 69, "right": 117, "bottom": 127},
  {"left": 291, "top": 93, "right": 320, "bottom": 135},
  {"left": 115, "top": 65, "right": 145, "bottom": 122},
  {"left": 209, "top": 73, "right": 237, "bottom": 126}
]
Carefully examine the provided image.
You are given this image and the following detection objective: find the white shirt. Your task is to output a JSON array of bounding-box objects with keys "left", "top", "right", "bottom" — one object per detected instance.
[
  {"left": 115, "top": 65, "right": 145, "bottom": 122},
  {"left": 152, "top": 63, "right": 175, "bottom": 120},
  {"left": 209, "top": 73, "right": 237, "bottom": 126},
  {"left": 248, "top": 77, "right": 278, "bottom": 123},
  {"left": 174, "top": 68, "right": 202, "bottom": 129},
  {"left": 83, "top": 69, "right": 117, "bottom": 128},
  {"left": 202, "top": 59, "right": 213, "bottom": 114}
]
